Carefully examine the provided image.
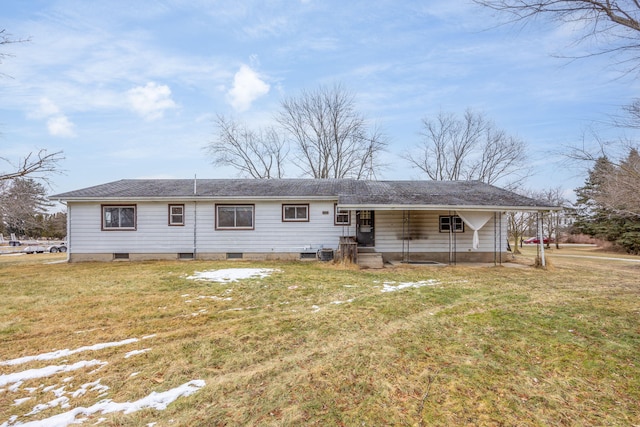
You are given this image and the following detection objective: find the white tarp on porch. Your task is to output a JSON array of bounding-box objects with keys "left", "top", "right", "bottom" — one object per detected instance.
[{"left": 455, "top": 211, "right": 494, "bottom": 250}]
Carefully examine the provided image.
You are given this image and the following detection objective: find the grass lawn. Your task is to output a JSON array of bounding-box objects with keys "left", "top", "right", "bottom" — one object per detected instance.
[{"left": 1, "top": 247, "right": 639, "bottom": 426}]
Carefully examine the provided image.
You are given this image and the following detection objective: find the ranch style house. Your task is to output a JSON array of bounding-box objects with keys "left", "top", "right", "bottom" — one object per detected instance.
[{"left": 50, "top": 179, "right": 557, "bottom": 265}]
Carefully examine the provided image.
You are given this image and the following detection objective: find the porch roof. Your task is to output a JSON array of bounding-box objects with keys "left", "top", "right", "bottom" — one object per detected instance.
[{"left": 336, "top": 181, "right": 558, "bottom": 212}]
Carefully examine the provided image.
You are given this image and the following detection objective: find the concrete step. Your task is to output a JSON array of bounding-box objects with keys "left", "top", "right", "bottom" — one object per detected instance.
[{"left": 358, "top": 252, "right": 384, "bottom": 269}]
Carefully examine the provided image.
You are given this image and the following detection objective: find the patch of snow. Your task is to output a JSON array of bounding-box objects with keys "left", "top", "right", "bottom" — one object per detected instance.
[
  {"left": 71, "top": 380, "right": 109, "bottom": 398},
  {"left": 129, "top": 372, "right": 140, "bottom": 378},
  {"left": 12, "top": 397, "right": 31, "bottom": 406},
  {"left": 0, "top": 380, "right": 205, "bottom": 427},
  {"left": 8, "top": 381, "right": 23, "bottom": 392},
  {"left": 25, "top": 395, "right": 70, "bottom": 416},
  {"left": 124, "top": 349, "right": 151, "bottom": 359},
  {"left": 0, "top": 360, "right": 107, "bottom": 387},
  {"left": 311, "top": 305, "right": 321, "bottom": 312},
  {"left": 186, "top": 268, "right": 279, "bottom": 283},
  {"left": 0, "top": 338, "right": 139, "bottom": 366},
  {"left": 381, "top": 280, "right": 440, "bottom": 293},
  {"left": 330, "top": 299, "right": 354, "bottom": 305},
  {"left": 142, "top": 334, "right": 156, "bottom": 340}
]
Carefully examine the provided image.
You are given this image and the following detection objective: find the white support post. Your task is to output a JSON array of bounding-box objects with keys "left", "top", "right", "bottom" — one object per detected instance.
[{"left": 538, "top": 212, "right": 546, "bottom": 268}]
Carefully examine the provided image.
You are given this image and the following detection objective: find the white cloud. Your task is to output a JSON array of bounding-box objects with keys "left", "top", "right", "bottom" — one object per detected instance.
[
  {"left": 47, "top": 116, "right": 76, "bottom": 138},
  {"left": 36, "top": 97, "right": 62, "bottom": 117},
  {"left": 29, "top": 97, "right": 76, "bottom": 138},
  {"left": 127, "top": 82, "right": 177, "bottom": 121},
  {"left": 226, "top": 65, "right": 270, "bottom": 112}
]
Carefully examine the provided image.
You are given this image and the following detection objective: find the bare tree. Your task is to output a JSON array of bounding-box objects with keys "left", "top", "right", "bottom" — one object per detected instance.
[
  {"left": 276, "top": 84, "right": 388, "bottom": 179},
  {"left": 206, "top": 115, "right": 288, "bottom": 179},
  {"left": 532, "top": 187, "right": 570, "bottom": 248},
  {"left": 403, "top": 109, "right": 528, "bottom": 185},
  {"left": 1, "top": 29, "right": 63, "bottom": 183},
  {"left": 1, "top": 29, "right": 30, "bottom": 75},
  {"left": 1, "top": 149, "right": 64, "bottom": 183},
  {"left": 507, "top": 211, "right": 532, "bottom": 254},
  {"left": 594, "top": 148, "right": 640, "bottom": 217},
  {"left": 473, "top": 1, "right": 640, "bottom": 73}
]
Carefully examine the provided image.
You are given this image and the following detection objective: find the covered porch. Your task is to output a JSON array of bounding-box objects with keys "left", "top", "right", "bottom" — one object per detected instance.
[{"left": 338, "top": 207, "right": 509, "bottom": 267}]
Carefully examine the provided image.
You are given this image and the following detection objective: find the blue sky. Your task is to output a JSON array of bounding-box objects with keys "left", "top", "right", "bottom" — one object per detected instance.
[{"left": 2, "top": 0, "right": 638, "bottom": 201}]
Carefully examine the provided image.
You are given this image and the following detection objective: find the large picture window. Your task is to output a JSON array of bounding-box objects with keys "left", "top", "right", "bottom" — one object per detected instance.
[
  {"left": 282, "top": 204, "right": 309, "bottom": 222},
  {"left": 439, "top": 215, "right": 464, "bottom": 233},
  {"left": 169, "top": 204, "right": 184, "bottom": 226},
  {"left": 102, "top": 205, "right": 136, "bottom": 230},
  {"left": 334, "top": 204, "right": 351, "bottom": 225},
  {"left": 216, "top": 205, "right": 254, "bottom": 230}
]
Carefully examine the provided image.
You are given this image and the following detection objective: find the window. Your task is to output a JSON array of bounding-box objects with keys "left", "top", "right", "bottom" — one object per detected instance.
[
  {"left": 439, "top": 215, "right": 464, "bottom": 233},
  {"left": 282, "top": 204, "right": 309, "bottom": 222},
  {"left": 102, "top": 205, "right": 136, "bottom": 230},
  {"left": 216, "top": 205, "right": 254, "bottom": 230},
  {"left": 169, "top": 204, "right": 184, "bottom": 226},
  {"left": 334, "top": 204, "right": 351, "bottom": 225}
]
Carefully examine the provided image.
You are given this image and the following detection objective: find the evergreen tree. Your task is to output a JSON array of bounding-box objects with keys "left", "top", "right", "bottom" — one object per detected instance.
[
  {"left": 574, "top": 153, "right": 640, "bottom": 254},
  {"left": 0, "top": 178, "right": 51, "bottom": 238}
]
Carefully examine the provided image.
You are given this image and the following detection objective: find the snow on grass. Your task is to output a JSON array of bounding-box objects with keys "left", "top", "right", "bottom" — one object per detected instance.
[
  {"left": 0, "top": 333, "right": 202, "bottom": 427},
  {"left": 330, "top": 299, "right": 354, "bottom": 305},
  {"left": 0, "top": 380, "right": 206, "bottom": 427},
  {"left": 186, "top": 268, "right": 280, "bottom": 283},
  {"left": 380, "top": 279, "right": 440, "bottom": 293},
  {"left": 123, "top": 349, "right": 151, "bottom": 359},
  {"left": 0, "top": 339, "right": 139, "bottom": 367},
  {"left": 0, "top": 361, "right": 107, "bottom": 388}
]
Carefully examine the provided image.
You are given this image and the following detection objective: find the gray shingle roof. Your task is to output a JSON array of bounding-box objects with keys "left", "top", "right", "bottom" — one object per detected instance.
[{"left": 50, "top": 179, "right": 556, "bottom": 210}]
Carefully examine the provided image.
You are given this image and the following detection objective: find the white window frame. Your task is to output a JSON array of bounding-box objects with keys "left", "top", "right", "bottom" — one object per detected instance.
[
  {"left": 334, "top": 204, "right": 351, "bottom": 226},
  {"left": 169, "top": 204, "right": 185, "bottom": 226},
  {"left": 282, "top": 204, "right": 309, "bottom": 222}
]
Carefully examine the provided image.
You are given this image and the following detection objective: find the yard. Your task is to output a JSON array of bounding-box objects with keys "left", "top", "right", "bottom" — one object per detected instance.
[{"left": 1, "top": 246, "right": 639, "bottom": 426}]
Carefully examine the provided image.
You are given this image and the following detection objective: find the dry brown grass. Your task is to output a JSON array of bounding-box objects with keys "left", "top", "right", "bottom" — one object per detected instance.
[{"left": 1, "top": 248, "right": 639, "bottom": 426}]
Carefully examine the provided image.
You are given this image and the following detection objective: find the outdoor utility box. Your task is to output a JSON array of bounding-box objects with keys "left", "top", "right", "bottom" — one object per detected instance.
[{"left": 319, "top": 249, "right": 334, "bottom": 261}]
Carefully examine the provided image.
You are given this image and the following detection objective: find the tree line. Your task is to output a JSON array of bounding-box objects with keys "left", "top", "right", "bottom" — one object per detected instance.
[{"left": 206, "top": 84, "right": 528, "bottom": 186}]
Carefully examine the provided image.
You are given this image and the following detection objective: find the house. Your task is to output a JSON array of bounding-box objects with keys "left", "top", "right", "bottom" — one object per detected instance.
[{"left": 49, "top": 179, "right": 557, "bottom": 265}]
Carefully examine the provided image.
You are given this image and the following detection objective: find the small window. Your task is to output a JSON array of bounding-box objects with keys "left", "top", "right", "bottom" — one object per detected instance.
[
  {"left": 334, "top": 204, "right": 351, "bottom": 226},
  {"left": 102, "top": 205, "right": 136, "bottom": 230},
  {"left": 169, "top": 204, "right": 184, "bottom": 226},
  {"left": 439, "top": 215, "right": 464, "bottom": 233},
  {"left": 282, "top": 204, "right": 309, "bottom": 222},
  {"left": 216, "top": 205, "right": 254, "bottom": 230}
]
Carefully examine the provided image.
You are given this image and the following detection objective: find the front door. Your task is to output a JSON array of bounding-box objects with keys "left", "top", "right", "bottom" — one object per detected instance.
[{"left": 356, "top": 210, "right": 375, "bottom": 247}]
